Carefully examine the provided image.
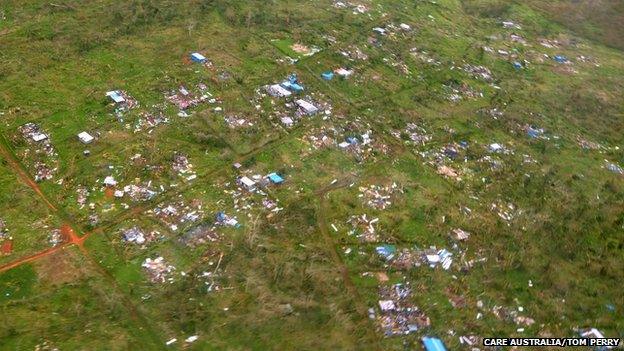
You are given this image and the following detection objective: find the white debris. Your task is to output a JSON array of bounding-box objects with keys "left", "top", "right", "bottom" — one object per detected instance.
[{"left": 185, "top": 335, "right": 199, "bottom": 343}]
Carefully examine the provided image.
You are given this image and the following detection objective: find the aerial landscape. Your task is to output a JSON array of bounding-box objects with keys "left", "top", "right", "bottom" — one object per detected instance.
[{"left": 0, "top": 0, "right": 623, "bottom": 350}]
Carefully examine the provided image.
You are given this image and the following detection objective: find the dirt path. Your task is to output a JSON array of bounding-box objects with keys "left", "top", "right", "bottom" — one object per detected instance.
[
  {"left": 0, "top": 244, "right": 69, "bottom": 273},
  {"left": 0, "top": 139, "right": 58, "bottom": 212},
  {"left": 315, "top": 180, "right": 382, "bottom": 350}
]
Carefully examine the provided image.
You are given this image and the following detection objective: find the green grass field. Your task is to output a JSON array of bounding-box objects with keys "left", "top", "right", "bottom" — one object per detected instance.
[{"left": 0, "top": 0, "right": 623, "bottom": 350}]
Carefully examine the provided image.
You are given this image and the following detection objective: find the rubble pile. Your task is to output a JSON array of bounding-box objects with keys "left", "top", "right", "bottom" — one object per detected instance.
[
  {"left": 172, "top": 153, "right": 196, "bottom": 180},
  {"left": 166, "top": 84, "right": 212, "bottom": 110},
  {"left": 423, "top": 247, "right": 453, "bottom": 270},
  {"left": 180, "top": 223, "right": 220, "bottom": 247},
  {"left": 463, "top": 64, "right": 493, "bottom": 81},
  {"left": 18, "top": 123, "right": 58, "bottom": 182},
  {"left": 133, "top": 111, "right": 169, "bottom": 133},
  {"left": 339, "top": 45, "right": 369, "bottom": 61},
  {"left": 152, "top": 199, "right": 204, "bottom": 232},
  {"left": 123, "top": 182, "right": 159, "bottom": 202},
  {"left": 121, "top": 226, "right": 160, "bottom": 245},
  {"left": 142, "top": 256, "right": 176, "bottom": 283},
  {"left": 348, "top": 214, "right": 380, "bottom": 242},
  {"left": 358, "top": 183, "right": 401, "bottom": 210},
  {"left": 391, "top": 248, "right": 423, "bottom": 270},
  {"left": 444, "top": 82, "right": 483, "bottom": 102},
  {"left": 304, "top": 126, "right": 339, "bottom": 150},
  {"left": 76, "top": 186, "right": 89, "bottom": 208},
  {"left": 391, "top": 123, "right": 431, "bottom": 146},
  {"left": 605, "top": 161, "right": 624, "bottom": 175},
  {"left": 110, "top": 90, "right": 138, "bottom": 122},
  {"left": 338, "top": 130, "right": 388, "bottom": 163},
  {"left": 48, "top": 229, "right": 62, "bottom": 247},
  {"left": 373, "top": 283, "right": 430, "bottom": 337},
  {"left": 0, "top": 219, "right": 9, "bottom": 242},
  {"left": 220, "top": 174, "right": 283, "bottom": 221}
]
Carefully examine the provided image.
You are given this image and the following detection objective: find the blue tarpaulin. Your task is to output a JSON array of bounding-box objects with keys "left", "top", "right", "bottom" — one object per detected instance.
[
  {"left": 422, "top": 337, "right": 447, "bottom": 351},
  {"left": 289, "top": 83, "right": 304, "bottom": 92},
  {"left": 267, "top": 173, "right": 284, "bottom": 184},
  {"left": 281, "top": 81, "right": 304, "bottom": 93},
  {"left": 321, "top": 71, "right": 334, "bottom": 80}
]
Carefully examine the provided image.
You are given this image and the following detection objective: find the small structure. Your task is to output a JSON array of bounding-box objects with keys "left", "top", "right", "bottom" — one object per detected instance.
[
  {"left": 190, "top": 52, "right": 207, "bottom": 63},
  {"left": 106, "top": 90, "right": 125, "bottom": 103},
  {"left": 321, "top": 71, "right": 334, "bottom": 80},
  {"left": 422, "top": 337, "right": 447, "bottom": 351},
  {"left": 267, "top": 173, "right": 284, "bottom": 184},
  {"left": 295, "top": 99, "right": 318, "bottom": 115},
  {"left": 266, "top": 84, "right": 292, "bottom": 97},
  {"left": 77, "top": 131, "right": 94, "bottom": 144},
  {"left": 239, "top": 176, "right": 256, "bottom": 190}
]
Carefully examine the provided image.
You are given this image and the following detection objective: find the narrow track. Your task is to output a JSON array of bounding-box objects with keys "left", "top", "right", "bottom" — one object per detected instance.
[{"left": 315, "top": 179, "right": 383, "bottom": 350}]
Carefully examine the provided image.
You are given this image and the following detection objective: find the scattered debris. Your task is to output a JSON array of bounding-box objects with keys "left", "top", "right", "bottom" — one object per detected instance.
[
  {"left": 359, "top": 183, "right": 401, "bottom": 210},
  {"left": 451, "top": 228, "right": 470, "bottom": 241},
  {"left": 142, "top": 256, "right": 176, "bottom": 283},
  {"left": 374, "top": 283, "right": 430, "bottom": 337},
  {"left": 48, "top": 229, "right": 62, "bottom": 247}
]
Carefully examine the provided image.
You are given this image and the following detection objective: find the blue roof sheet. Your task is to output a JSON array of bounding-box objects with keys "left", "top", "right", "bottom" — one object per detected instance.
[
  {"left": 422, "top": 337, "right": 447, "bottom": 351},
  {"left": 267, "top": 173, "right": 284, "bottom": 184}
]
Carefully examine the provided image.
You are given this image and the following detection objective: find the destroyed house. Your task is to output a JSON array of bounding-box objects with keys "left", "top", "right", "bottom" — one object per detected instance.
[
  {"left": 239, "top": 176, "right": 256, "bottom": 190},
  {"left": 295, "top": 99, "right": 318, "bottom": 115}
]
